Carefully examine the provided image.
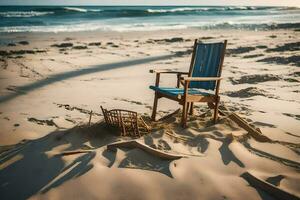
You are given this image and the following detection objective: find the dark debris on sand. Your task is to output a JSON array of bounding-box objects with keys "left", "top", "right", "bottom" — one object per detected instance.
[
  {"left": 290, "top": 71, "right": 300, "bottom": 77},
  {"left": 51, "top": 42, "right": 73, "bottom": 48},
  {"left": 226, "top": 46, "right": 256, "bottom": 56},
  {"left": 28, "top": 117, "right": 59, "bottom": 127},
  {"left": 283, "top": 78, "right": 299, "bottom": 83},
  {"left": 266, "top": 42, "right": 300, "bottom": 52},
  {"left": 55, "top": 103, "right": 102, "bottom": 116},
  {"left": 64, "top": 37, "right": 74, "bottom": 41},
  {"left": 72, "top": 45, "right": 88, "bottom": 50},
  {"left": 256, "top": 45, "right": 268, "bottom": 49},
  {"left": 283, "top": 113, "right": 300, "bottom": 121},
  {"left": 172, "top": 49, "right": 193, "bottom": 57},
  {"left": 243, "top": 54, "right": 264, "bottom": 59},
  {"left": 224, "top": 87, "right": 275, "bottom": 98},
  {"left": 229, "top": 74, "right": 280, "bottom": 85},
  {"left": 106, "top": 42, "right": 119, "bottom": 48},
  {"left": 7, "top": 43, "right": 16, "bottom": 47},
  {"left": 88, "top": 42, "right": 101, "bottom": 46},
  {"left": 0, "top": 49, "right": 47, "bottom": 57},
  {"left": 19, "top": 41, "right": 29, "bottom": 45},
  {"left": 147, "top": 37, "right": 184, "bottom": 44},
  {"left": 257, "top": 55, "right": 300, "bottom": 67}
]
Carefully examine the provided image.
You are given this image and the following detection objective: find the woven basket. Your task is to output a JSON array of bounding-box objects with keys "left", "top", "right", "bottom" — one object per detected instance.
[{"left": 101, "top": 106, "right": 150, "bottom": 137}]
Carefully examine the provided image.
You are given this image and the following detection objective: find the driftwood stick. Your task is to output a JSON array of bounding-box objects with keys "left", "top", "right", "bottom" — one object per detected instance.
[
  {"left": 209, "top": 103, "right": 271, "bottom": 143},
  {"left": 228, "top": 113, "right": 271, "bottom": 142},
  {"left": 107, "top": 140, "right": 184, "bottom": 160},
  {"left": 139, "top": 116, "right": 151, "bottom": 132},
  {"left": 242, "top": 172, "right": 300, "bottom": 200},
  {"left": 158, "top": 109, "right": 180, "bottom": 121},
  {"left": 57, "top": 150, "right": 94, "bottom": 156},
  {"left": 165, "top": 131, "right": 189, "bottom": 142},
  {"left": 88, "top": 110, "right": 93, "bottom": 126}
]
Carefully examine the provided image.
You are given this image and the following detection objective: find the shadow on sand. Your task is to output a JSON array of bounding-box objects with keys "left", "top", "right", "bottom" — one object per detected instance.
[
  {"left": 0, "top": 123, "right": 117, "bottom": 199},
  {"left": 102, "top": 147, "right": 174, "bottom": 178},
  {"left": 0, "top": 121, "right": 177, "bottom": 199},
  {"left": 0, "top": 54, "right": 175, "bottom": 104}
]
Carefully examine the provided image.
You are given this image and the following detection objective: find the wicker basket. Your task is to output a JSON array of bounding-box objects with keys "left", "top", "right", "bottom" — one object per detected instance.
[{"left": 101, "top": 106, "right": 150, "bottom": 137}]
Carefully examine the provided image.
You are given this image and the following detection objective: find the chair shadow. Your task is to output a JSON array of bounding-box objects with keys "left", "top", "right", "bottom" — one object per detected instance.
[
  {"left": 41, "top": 151, "right": 96, "bottom": 194},
  {"left": 0, "top": 54, "right": 175, "bottom": 104},
  {"left": 218, "top": 138, "right": 245, "bottom": 168},
  {"left": 184, "top": 127, "right": 245, "bottom": 167},
  {"left": 187, "top": 134, "right": 210, "bottom": 153},
  {"left": 0, "top": 123, "right": 117, "bottom": 199}
]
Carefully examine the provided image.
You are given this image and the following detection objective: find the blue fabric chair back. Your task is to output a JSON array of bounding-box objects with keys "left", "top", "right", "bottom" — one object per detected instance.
[{"left": 189, "top": 42, "right": 225, "bottom": 90}]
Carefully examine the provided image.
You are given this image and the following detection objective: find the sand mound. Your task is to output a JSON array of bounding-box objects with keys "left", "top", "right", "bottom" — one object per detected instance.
[{"left": 1, "top": 110, "right": 299, "bottom": 200}]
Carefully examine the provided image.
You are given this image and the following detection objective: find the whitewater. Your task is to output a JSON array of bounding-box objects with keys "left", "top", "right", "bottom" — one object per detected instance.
[{"left": 0, "top": 6, "right": 299, "bottom": 32}]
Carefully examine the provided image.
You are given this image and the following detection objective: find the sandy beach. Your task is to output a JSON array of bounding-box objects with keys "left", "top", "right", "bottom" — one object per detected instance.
[{"left": 0, "top": 27, "right": 299, "bottom": 199}]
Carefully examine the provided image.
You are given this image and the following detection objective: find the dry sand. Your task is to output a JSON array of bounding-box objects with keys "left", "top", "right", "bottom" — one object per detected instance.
[{"left": 0, "top": 28, "right": 299, "bottom": 200}]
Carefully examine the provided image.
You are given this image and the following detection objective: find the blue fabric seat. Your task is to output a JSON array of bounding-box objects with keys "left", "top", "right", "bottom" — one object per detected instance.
[{"left": 149, "top": 86, "right": 211, "bottom": 97}]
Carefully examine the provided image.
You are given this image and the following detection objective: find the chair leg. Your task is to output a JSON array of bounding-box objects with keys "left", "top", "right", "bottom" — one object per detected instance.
[
  {"left": 189, "top": 102, "right": 194, "bottom": 115},
  {"left": 151, "top": 93, "right": 159, "bottom": 121},
  {"left": 186, "top": 102, "right": 190, "bottom": 115},
  {"left": 213, "top": 98, "right": 219, "bottom": 123},
  {"left": 181, "top": 101, "right": 188, "bottom": 127}
]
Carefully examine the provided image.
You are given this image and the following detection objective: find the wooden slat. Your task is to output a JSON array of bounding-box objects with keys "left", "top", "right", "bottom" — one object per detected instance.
[
  {"left": 157, "top": 92, "right": 181, "bottom": 102},
  {"left": 107, "top": 140, "right": 184, "bottom": 160},
  {"left": 149, "top": 69, "right": 189, "bottom": 74},
  {"left": 242, "top": 171, "right": 300, "bottom": 200},
  {"left": 207, "top": 103, "right": 271, "bottom": 142},
  {"left": 186, "top": 95, "right": 216, "bottom": 102},
  {"left": 182, "top": 77, "right": 223, "bottom": 81},
  {"left": 228, "top": 113, "right": 271, "bottom": 142},
  {"left": 165, "top": 131, "right": 189, "bottom": 142}
]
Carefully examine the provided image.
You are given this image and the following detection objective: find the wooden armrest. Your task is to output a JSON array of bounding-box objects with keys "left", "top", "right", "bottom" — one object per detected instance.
[
  {"left": 150, "top": 69, "right": 189, "bottom": 74},
  {"left": 181, "top": 77, "right": 222, "bottom": 81}
]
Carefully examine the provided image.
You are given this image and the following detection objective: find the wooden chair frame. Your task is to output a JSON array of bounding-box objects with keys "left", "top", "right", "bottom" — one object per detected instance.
[{"left": 150, "top": 39, "right": 227, "bottom": 127}]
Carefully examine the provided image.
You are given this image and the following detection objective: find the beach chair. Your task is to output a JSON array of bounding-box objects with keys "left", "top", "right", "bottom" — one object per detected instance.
[{"left": 149, "top": 39, "right": 227, "bottom": 127}]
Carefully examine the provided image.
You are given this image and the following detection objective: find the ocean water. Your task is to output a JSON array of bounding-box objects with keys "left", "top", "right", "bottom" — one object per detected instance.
[{"left": 0, "top": 6, "right": 299, "bottom": 33}]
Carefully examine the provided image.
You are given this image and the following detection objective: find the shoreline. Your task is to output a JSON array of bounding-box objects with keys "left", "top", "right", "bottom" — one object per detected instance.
[{"left": 0, "top": 21, "right": 299, "bottom": 35}]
